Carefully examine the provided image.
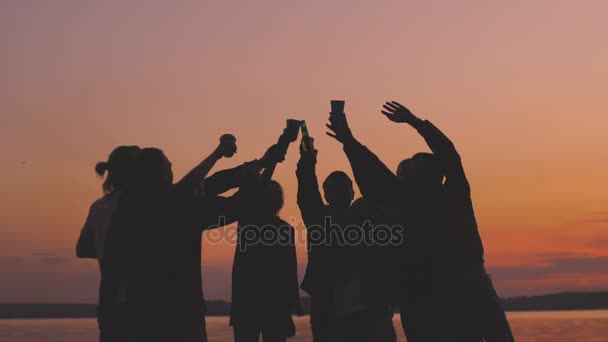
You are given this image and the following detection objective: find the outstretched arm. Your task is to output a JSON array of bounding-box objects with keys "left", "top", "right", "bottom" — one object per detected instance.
[
  {"left": 296, "top": 137, "right": 325, "bottom": 226},
  {"left": 381, "top": 101, "right": 469, "bottom": 192},
  {"left": 326, "top": 112, "right": 403, "bottom": 209},
  {"left": 204, "top": 133, "right": 288, "bottom": 194},
  {"left": 261, "top": 127, "right": 295, "bottom": 181},
  {"left": 175, "top": 134, "right": 237, "bottom": 193},
  {"left": 197, "top": 162, "right": 263, "bottom": 230},
  {"left": 260, "top": 143, "right": 284, "bottom": 182},
  {"left": 203, "top": 160, "right": 260, "bottom": 197},
  {"left": 197, "top": 192, "right": 241, "bottom": 230}
]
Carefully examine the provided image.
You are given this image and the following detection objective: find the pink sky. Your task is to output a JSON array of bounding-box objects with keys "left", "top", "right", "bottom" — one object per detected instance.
[{"left": 1, "top": 0, "right": 607, "bottom": 302}]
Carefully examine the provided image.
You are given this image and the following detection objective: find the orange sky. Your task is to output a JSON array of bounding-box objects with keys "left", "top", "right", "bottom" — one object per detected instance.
[{"left": 1, "top": 0, "right": 607, "bottom": 302}]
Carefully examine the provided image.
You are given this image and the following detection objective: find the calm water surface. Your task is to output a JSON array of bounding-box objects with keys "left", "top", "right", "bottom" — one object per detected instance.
[{"left": 1, "top": 311, "right": 608, "bottom": 341}]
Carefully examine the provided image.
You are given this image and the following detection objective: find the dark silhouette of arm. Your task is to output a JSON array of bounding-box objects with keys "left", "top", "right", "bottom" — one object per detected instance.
[
  {"left": 342, "top": 137, "right": 403, "bottom": 209},
  {"left": 197, "top": 192, "right": 241, "bottom": 230},
  {"left": 326, "top": 112, "right": 403, "bottom": 209},
  {"left": 202, "top": 138, "right": 289, "bottom": 230},
  {"left": 381, "top": 101, "right": 469, "bottom": 193},
  {"left": 196, "top": 161, "right": 263, "bottom": 229},
  {"left": 411, "top": 119, "right": 469, "bottom": 192},
  {"left": 203, "top": 134, "right": 286, "bottom": 197},
  {"left": 174, "top": 134, "right": 237, "bottom": 194},
  {"left": 76, "top": 233, "right": 95, "bottom": 258},
  {"left": 296, "top": 147, "right": 325, "bottom": 227},
  {"left": 76, "top": 204, "right": 96, "bottom": 258},
  {"left": 175, "top": 151, "right": 223, "bottom": 193},
  {"left": 261, "top": 132, "right": 292, "bottom": 182},
  {"left": 203, "top": 157, "right": 266, "bottom": 228},
  {"left": 203, "top": 161, "right": 257, "bottom": 196}
]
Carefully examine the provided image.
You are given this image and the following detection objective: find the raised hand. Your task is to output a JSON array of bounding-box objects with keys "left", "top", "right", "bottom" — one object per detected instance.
[
  {"left": 381, "top": 101, "right": 418, "bottom": 124},
  {"left": 216, "top": 134, "right": 237, "bottom": 158},
  {"left": 260, "top": 144, "right": 286, "bottom": 168},
  {"left": 176, "top": 134, "right": 236, "bottom": 189},
  {"left": 299, "top": 136, "right": 317, "bottom": 162},
  {"left": 326, "top": 112, "right": 354, "bottom": 144}
]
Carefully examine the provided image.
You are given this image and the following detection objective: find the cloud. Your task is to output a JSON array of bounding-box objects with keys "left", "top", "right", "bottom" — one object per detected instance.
[
  {"left": 488, "top": 266, "right": 550, "bottom": 282},
  {"left": 0, "top": 256, "right": 25, "bottom": 269},
  {"left": 550, "top": 256, "right": 608, "bottom": 274},
  {"left": 31, "top": 250, "right": 73, "bottom": 265},
  {"left": 590, "top": 238, "right": 608, "bottom": 248},
  {"left": 555, "top": 213, "right": 608, "bottom": 230},
  {"left": 535, "top": 251, "right": 577, "bottom": 259}
]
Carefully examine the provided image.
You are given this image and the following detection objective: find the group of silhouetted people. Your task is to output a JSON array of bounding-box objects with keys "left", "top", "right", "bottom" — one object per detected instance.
[{"left": 77, "top": 101, "right": 514, "bottom": 342}]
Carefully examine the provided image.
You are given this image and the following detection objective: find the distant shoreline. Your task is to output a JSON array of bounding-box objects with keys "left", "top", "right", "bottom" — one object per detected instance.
[
  {"left": 3, "top": 309, "right": 608, "bottom": 321},
  {"left": 2, "top": 291, "right": 607, "bottom": 319}
]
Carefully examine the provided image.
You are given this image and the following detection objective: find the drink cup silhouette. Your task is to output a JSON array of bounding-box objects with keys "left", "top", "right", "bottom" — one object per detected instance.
[{"left": 331, "top": 100, "right": 345, "bottom": 114}]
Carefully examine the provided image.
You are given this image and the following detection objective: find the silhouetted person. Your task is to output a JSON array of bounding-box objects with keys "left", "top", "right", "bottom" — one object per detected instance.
[
  {"left": 204, "top": 132, "right": 300, "bottom": 342},
  {"left": 232, "top": 178, "right": 299, "bottom": 342},
  {"left": 333, "top": 197, "right": 397, "bottom": 342},
  {"left": 102, "top": 137, "right": 237, "bottom": 342},
  {"left": 76, "top": 145, "right": 140, "bottom": 342},
  {"left": 326, "top": 102, "right": 513, "bottom": 341},
  {"left": 296, "top": 138, "right": 395, "bottom": 342}
]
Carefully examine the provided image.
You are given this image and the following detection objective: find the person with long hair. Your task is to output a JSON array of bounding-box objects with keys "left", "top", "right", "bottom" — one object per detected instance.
[
  {"left": 203, "top": 131, "right": 301, "bottom": 342},
  {"left": 229, "top": 156, "right": 300, "bottom": 342},
  {"left": 99, "top": 136, "right": 237, "bottom": 342}
]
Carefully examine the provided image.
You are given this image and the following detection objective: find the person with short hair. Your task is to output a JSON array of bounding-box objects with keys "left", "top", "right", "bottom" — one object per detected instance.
[{"left": 326, "top": 101, "right": 513, "bottom": 341}]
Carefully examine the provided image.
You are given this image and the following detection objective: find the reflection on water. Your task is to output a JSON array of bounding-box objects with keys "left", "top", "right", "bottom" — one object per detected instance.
[
  {"left": 1, "top": 311, "right": 608, "bottom": 341},
  {"left": 508, "top": 310, "right": 608, "bottom": 342}
]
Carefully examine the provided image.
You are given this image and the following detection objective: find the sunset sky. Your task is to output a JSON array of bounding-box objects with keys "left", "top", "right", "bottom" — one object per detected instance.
[{"left": 1, "top": 0, "right": 607, "bottom": 303}]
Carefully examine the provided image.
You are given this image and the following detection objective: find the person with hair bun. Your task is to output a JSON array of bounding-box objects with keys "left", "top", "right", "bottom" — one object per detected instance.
[
  {"left": 78, "top": 146, "right": 141, "bottom": 260},
  {"left": 76, "top": 145, "right": 140, "bottom": 342},
  {"left": 77, "top": 134, "right": 237, "bottom": 342},
  {"left": 100, "top": 135, "right": 237, "bottom": 342}
]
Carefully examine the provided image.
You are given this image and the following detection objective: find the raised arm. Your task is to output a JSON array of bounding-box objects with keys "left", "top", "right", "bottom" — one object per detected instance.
[
  {"left": 196, "top": 162, "right": 264, "bottom": 230},
  {"left": 260, "top": 143, "right": 285, "bottom": 182},
  {"left": 203, "top": 140, "right": 286, "bottom": 225},
  {"left": 296, "top": 137, "right": 325, "bottom": 226},
  {"left": 203, "top": 160, "right": 260, "bottom": 197},
  {"left": 326, "top": 112, "right": 403, "bottom": 209},
  {"left": 197, "top": 192, "right": 241, "bottom": 230},
  {"left": 174, "top": 134, "right": 237, "bottom": 193},
  {"left": 381, "top": 101, "right": 468, "bottom": 192},
  {"left": 261, "top": 125, "right": 297, "bottom": 182}
]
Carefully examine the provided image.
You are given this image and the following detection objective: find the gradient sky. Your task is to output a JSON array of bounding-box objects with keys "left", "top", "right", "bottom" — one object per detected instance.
[{"left": 1, "top": 0, "right": 607, "bottom": 303}]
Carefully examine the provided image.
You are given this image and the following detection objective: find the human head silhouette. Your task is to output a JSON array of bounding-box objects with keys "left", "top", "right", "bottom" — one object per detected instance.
[
  {"left": 131, "top": 148, "right": 173, "bottom": 193},
  {"left": 323, "top": 171, "right": 354, "bottom": 209},
  {"left": 95, "top": 145, "right": 140, "bottom": 194},
  {"left": 396, "top": 152, "right": 443, "bottom": 191},
  {"left": 257, "top": 180, "right": 284, "bottom": 217}
]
